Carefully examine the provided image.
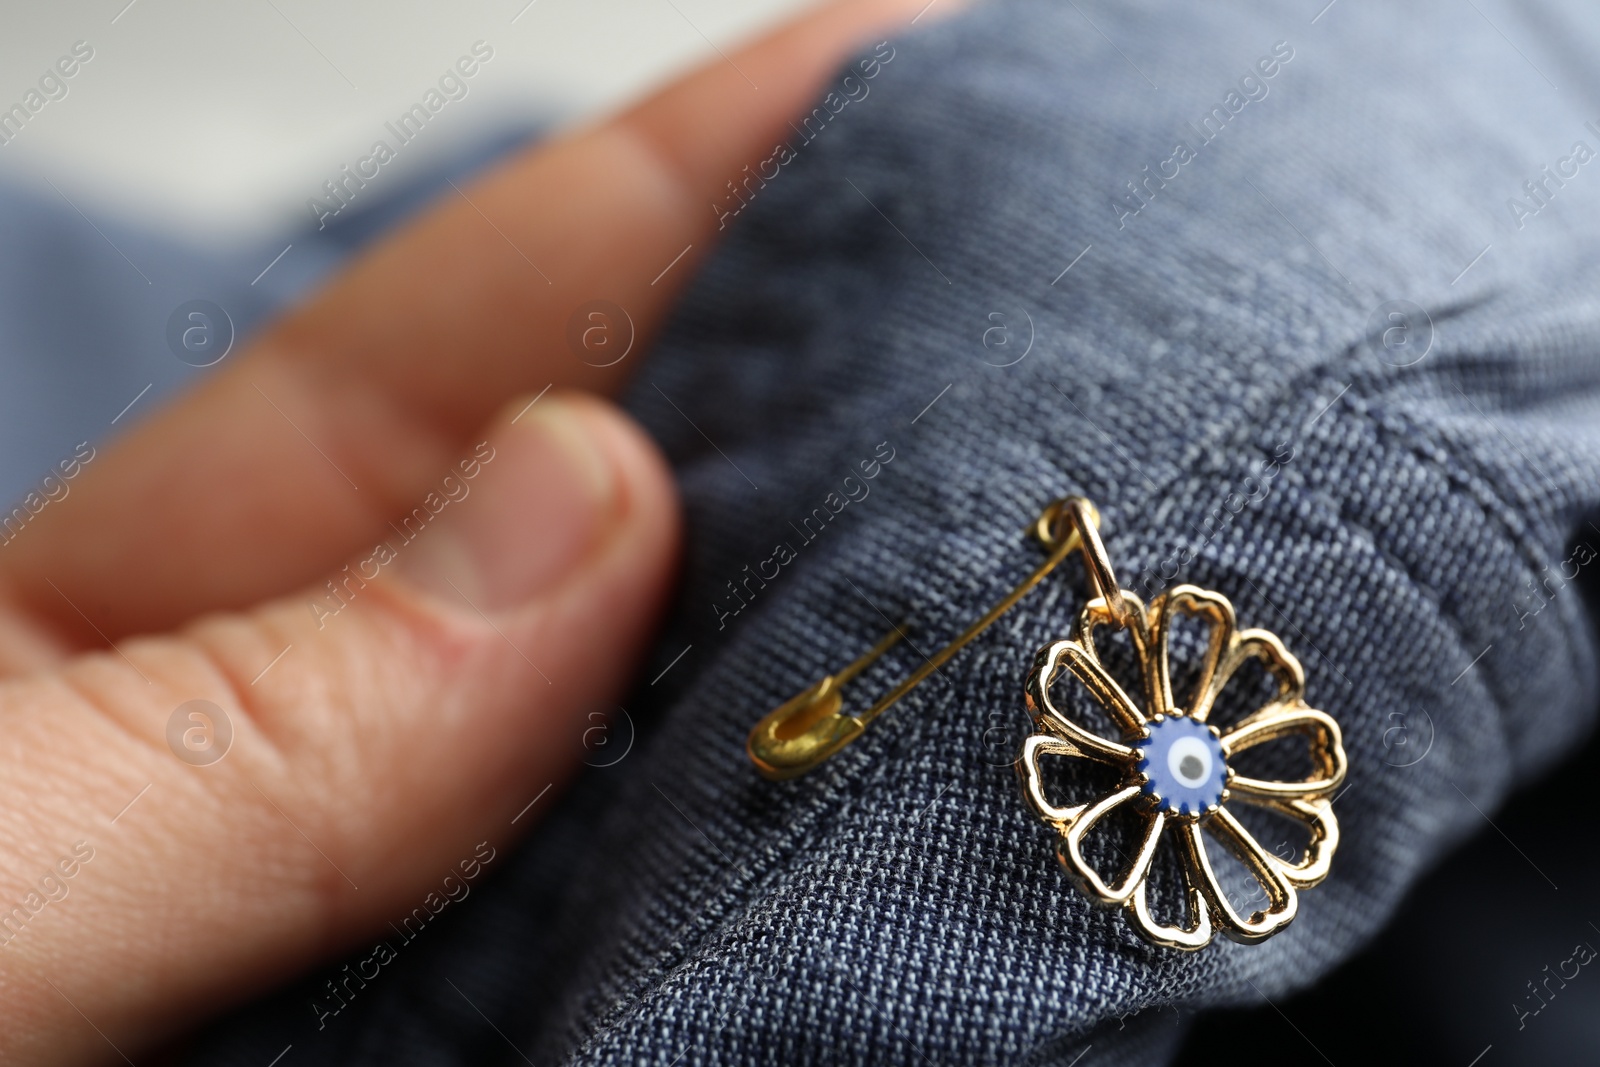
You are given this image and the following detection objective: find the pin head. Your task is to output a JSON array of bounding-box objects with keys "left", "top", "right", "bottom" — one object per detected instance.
[{"left": 1135, "top": 715, "right": 1227, "bottom": 817}]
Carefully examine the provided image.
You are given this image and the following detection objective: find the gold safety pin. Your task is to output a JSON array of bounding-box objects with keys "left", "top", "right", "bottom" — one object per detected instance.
[{"left": 747, "top": 496, "right": 1124, "bottom": 780}]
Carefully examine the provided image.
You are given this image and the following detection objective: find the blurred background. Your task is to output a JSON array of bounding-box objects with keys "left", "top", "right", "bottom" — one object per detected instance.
[
  {"left": 0, "top": 0, "right": 807, "bottom": 240},
  {"left": 0, "top": 0, "right": 807, "bottom": 512}
]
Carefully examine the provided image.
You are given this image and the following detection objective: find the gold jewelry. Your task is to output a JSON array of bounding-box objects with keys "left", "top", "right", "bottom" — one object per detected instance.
[
  {"left": 747, "top": 497, "right": 1346, "bottom": 949},
  {"left": 746, "top": 499, "right": 1107, "bottom": 780}
]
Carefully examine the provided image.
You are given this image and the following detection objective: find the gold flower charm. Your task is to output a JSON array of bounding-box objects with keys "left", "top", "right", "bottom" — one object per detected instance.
[{"left": 1019, "top": 584, "right": 1347, "bottom": 950}]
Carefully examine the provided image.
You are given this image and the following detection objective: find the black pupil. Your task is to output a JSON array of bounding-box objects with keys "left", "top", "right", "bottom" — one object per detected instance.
[{"left": 1179, "top": 754, "right": 1205, "bottom": 780}]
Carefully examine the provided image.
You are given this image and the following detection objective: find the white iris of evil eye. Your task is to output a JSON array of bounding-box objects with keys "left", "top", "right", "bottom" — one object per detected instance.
[{"left": 1167, "top": 735, "right": 1215, "bottom": 788}]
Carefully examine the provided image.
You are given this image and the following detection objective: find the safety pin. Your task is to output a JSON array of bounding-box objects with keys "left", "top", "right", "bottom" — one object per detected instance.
[{"left": 747, "top": 496, "right": 1124, "bottom": 780}]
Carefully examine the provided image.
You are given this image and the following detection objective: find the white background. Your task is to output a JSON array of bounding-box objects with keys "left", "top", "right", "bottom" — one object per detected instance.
[{"left": 0, "top": 0, "right": 806, "bottom": 240}]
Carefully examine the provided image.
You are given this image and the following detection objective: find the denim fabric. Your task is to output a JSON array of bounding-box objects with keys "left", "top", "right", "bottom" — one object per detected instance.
[
  {"left": 510, "top": 1, "right": 1600, "bottom": 1062},
  {"left": 14, "top": 0, "right": 1600, "bottom": 1063}
]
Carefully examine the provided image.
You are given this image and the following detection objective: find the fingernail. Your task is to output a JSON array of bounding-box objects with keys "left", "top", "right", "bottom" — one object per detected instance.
[{"left": 398, "top": 397, "right": 616, "bottom": 611}]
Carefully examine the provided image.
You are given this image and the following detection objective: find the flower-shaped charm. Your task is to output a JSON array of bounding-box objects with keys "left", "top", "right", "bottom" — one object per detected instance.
[{"left": 1018, "top": 584, "right": 1347, "bottom": 950}]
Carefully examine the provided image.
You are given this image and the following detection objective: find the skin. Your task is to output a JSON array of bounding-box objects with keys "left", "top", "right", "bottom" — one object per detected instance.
[{"left": 0, "top": 0, "right": 945, "bottom": 1060}]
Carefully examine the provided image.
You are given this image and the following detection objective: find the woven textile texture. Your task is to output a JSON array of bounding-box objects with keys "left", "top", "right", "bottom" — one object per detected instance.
[{"left": 102, "top": 0, "right": 1600, "bottom": 1062}]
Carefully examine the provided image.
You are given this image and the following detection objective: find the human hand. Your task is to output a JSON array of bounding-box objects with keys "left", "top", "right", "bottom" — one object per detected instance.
[{"left": 0, "top": 0, "right": 932, "bottom": 1059}]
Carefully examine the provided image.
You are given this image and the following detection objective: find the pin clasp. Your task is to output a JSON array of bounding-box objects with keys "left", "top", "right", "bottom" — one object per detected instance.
[
  {"left": 745, "top": 630, "right": 903, "bottom": 780},
  {"left": 747, "top": 497, "right": 1110, "bottom": 780}
]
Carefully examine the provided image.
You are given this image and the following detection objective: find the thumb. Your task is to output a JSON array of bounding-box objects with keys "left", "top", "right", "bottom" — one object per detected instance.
[{"left": 0, "top": 393, "right": 678, "bottom": 1062}]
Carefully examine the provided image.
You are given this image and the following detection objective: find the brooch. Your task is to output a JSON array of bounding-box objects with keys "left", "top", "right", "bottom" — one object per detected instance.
[{"left": 747, "top": 496, "right": 1347, "bottom": 949}]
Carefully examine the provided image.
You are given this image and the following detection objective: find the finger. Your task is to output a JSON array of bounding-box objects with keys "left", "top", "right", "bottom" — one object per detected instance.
[
  {"left": 281, "top": 0, "right": 933, "bottom": 407},
  {"left": 0, "top": 394, "right": 678, "bottom": 1063},
  {"left": 0, "top": 0, "right": 933, "bottom": 646}
]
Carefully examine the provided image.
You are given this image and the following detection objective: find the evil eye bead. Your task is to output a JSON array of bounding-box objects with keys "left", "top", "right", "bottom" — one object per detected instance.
[{"left": 1136, "top": 715, "right": 1227, "bottom": 817}]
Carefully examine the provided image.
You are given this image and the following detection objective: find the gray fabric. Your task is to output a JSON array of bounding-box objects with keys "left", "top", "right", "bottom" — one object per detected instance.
[
  {"left": 506, "top": 0, "right": 1600, "bottom": 1061},
  {"left": 12, "top": 0, "right": 1591, "bottom": 1062}
]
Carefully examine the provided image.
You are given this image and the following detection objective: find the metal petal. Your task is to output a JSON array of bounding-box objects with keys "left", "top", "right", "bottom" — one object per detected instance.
[
  {"left": 1222, "top": 704, "right": 1347, "bottom": 801},
  {"left": 1149, "top": 585, "right": 1236, "bottom": 720},
  {"left": 1228, "top": 795, "right": 1341, "bottom": 888},
  {"left": 1206, "top": 628, "right": 1307, "bottom": 722},
  {"left": 1025, "top": 640, "right": 1141, "bottom": 762},
  {"left": 1073, "top": 591, "right": 1159, "bottom": 722},
  {"left": 1185, "top": 808, "right": 1299, "bottom": 943},
  {"left": 1129, "top": 867, "right": 1214, "bottom": 951},
  {"left": 1058, "top": 785, "right": 1166, "bottom": 906},
  {"left": 1018, "top": 734, "right": 1094, "bottom": 825}
]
